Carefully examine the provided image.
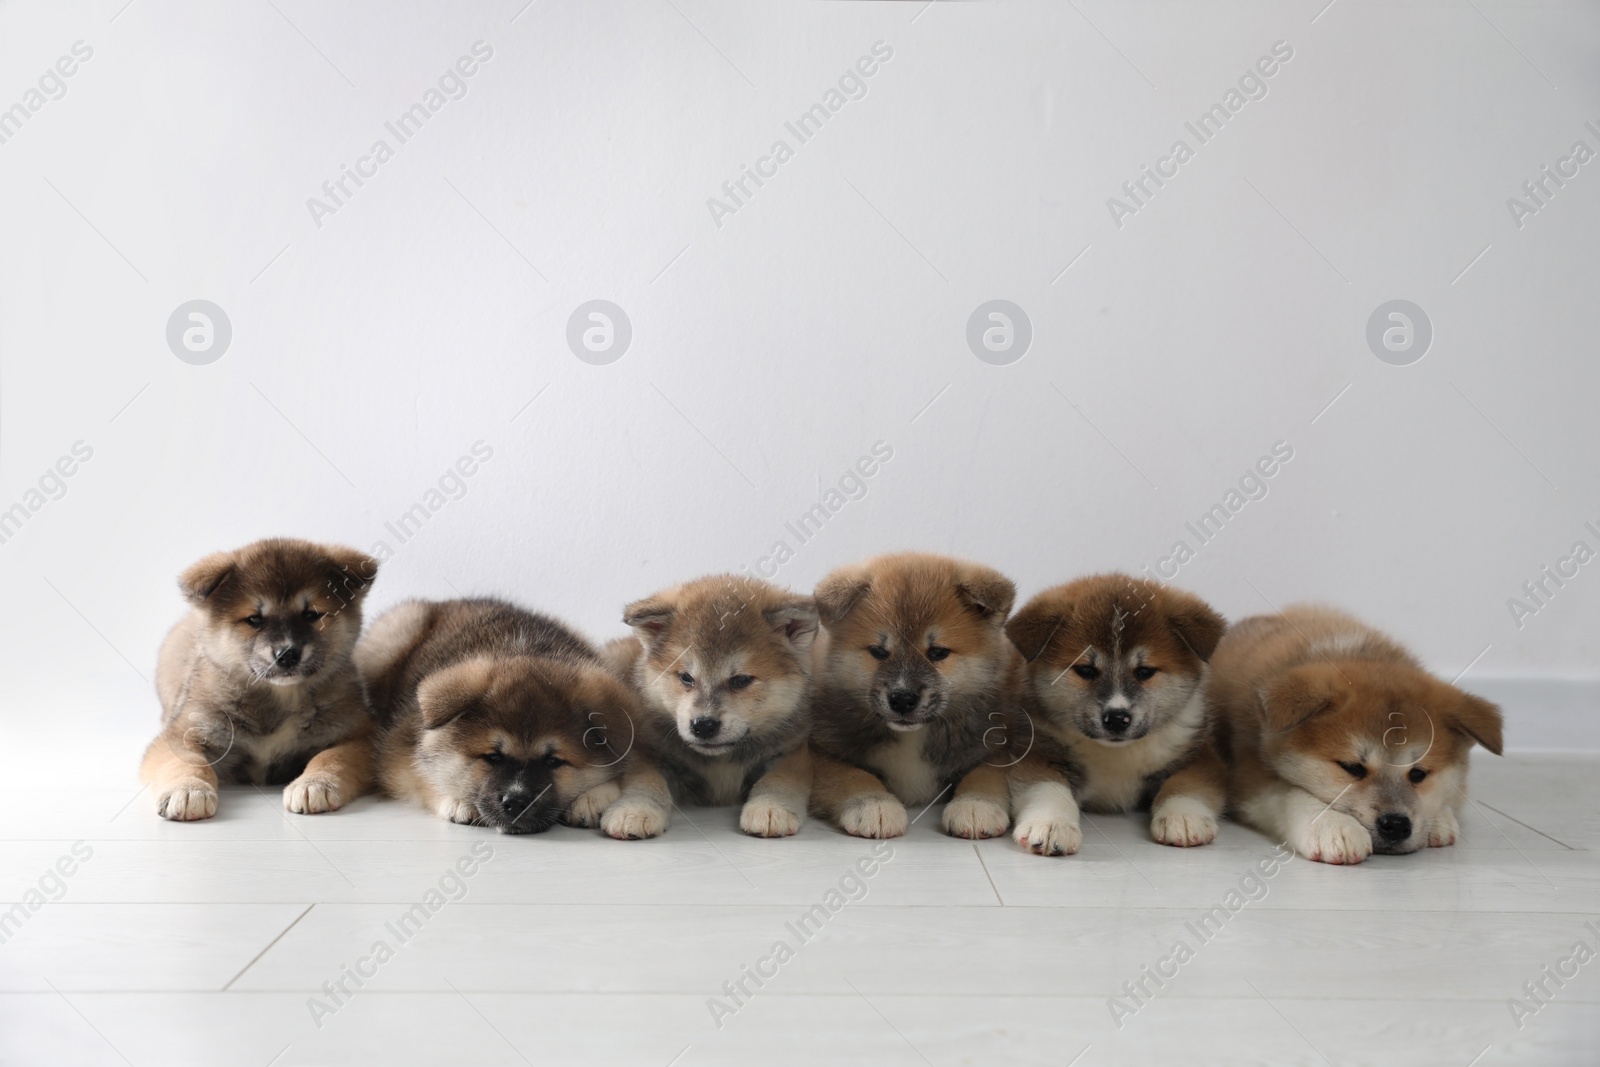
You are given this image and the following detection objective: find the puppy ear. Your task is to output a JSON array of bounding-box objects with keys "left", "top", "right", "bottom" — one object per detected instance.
[
  {"left": 1006, "top": 599, "right": 1064, "bottom": 661},
  {"left": 322, "top": 544, "right": 378, "bottom": 602},
  {"left": 178, "top": 552, "right": 236, "bottom": 605},
  {"left": 956, "top": 565, "right": 1016, "bottom": 623},
  {"left": 623, "top": 595, "right": 674, "bottom": 646},
  {"left": 1164, "top": 593, "right": 1226, "bottom": 662},
  {"left": 815, "top": 566, "right": 871, "bottom": 627},
  {"left": 1449, "top": 691, "right": 1504, "bottom": 755},
  {"left": 764, "top": 597, "right": 819, "bottom": 652},
  {"left": 1260, "top": 665, "right": 1346, "bottom": 733},
  {"left": 416, "top": 659, "right": 490, "bottom": 730}
]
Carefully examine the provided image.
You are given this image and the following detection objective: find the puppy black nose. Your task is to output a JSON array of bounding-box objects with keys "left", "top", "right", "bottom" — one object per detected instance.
[
  {"left": 1376, "top": 813, "right": 1412, "bottom": 842},
  {"left": 274, "top": 645, "right": 302, "bottom": 669},
  {"left": 690, "top": 716, "right": 721, "bottom": 739},
  {"left": 887, "top": 689, "right": 920, "bottom": 714},
  {"left": 501, "top": 792, "right": 528, "bottom": 815},
  {"left": 1101, "top": 709, "right": 1132, "bottom": 733}
]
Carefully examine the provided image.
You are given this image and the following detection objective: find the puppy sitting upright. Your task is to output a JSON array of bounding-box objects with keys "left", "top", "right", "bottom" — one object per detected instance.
[
  {"left": 360, "top": 597, "right": 635, "bottom": 833},
  {"left": 1211, "top": 605, "right": 1504, "bottom": 864},
  {"left": 809, "top": 552, "right": 1022, "bottom": 840},
  {"left": 599, "top": 575, "right": 818, "bottom": 839},
  {"left": 143, "top": 538, "right": 378, "bottom": 821},
  {"left": 1005, "top": 574, "right": 1227, "bottom": 855}
]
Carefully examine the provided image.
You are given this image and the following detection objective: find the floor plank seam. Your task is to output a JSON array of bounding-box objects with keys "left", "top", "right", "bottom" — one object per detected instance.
[{"left": 220, "top": 903, "right": 316, "bottom": 992}]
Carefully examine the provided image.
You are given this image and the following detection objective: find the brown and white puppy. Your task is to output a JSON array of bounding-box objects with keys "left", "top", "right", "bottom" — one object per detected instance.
[
  {"left": 808, "top": 552, "right": 1023, "bottom": 840},
  {"left": 1211, "top": 605, "right": 1504, "bottom": 864},
  {"left": 360, "top": 598, "right": 635, "bottom": 833},
  {"left": 1005, "top": 574, "right": 1227, "bottom": 856},
  {"left": 599, "top": 575, "right": 818, "bottom": 839},
  {"left": 142, "top": 538, "right": 378, "bottom": 821}
]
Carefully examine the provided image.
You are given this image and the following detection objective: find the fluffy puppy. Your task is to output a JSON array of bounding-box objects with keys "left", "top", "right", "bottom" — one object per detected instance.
[
  {"left": 1211, "top": 605, "right": 1504, "bottom": 864},
  {"left": 808, "top": 552, "right": 1023, "bottom": 840},
  {"left": 360, "top": 598, "right": 635, "bottom": 833},
  {"left": 599, "top": 575, "right": 818, "bottom": 840},
  {"left": 142, "top": 538, "right": 378, "bottom": 821},
  {"left": 1005, "top": 574, "right": 1227, "bottom": 856}
]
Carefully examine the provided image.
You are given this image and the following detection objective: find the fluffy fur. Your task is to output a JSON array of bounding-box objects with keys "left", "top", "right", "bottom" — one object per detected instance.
[
  {"left": 361, "top": 598, "right": 635, "bottom": 833},
  {"left": 1005, "top": 574, "right": 1227, "bottom": 856},
  {"left": 808, "top": 552, "right": 1024, "bottom": 840},
  {"left": 1211, "top": 605, "right": 1504, "bottom": 864},
  {"left": 599, "top": 575, "right": 818, "bottom": 840},
  {"left": 142, "top": 538, "right": 379, "bottom": 821}
]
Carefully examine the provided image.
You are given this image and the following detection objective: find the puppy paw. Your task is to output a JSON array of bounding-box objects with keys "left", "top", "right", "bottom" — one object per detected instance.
[
  {"left": 601, "top": 800, "right": 668, "bottom": 840},
  {"left": 740, "top": 796, "right": 802, "bottom": 838},
  {"left": 565, "top": 780, "right": 622, "bottom": 828},
  {"left": 156, "top": 779, "right": 218, "bottom": 821},
  {"left": 1150, "top": 796, "right": 1218, "bottom": 847},
  {"left": 1297, "top": 811, "right": 1372, "bottom": 864},
  {"left": 1013, "top": 817, "right": 1081, "bottom": 856},
  {"left": 1428, "top": 807, "right": 1460, "bottom": 848},
  {"left": 283, "top": 774, "right": 343, "bottom": 815},
  {"left": 437, "top": 798, "right": 480, "bottom": 825},
  {"left": 838, "top": 794, "right": 907, "bottom": 839},
  {"left": 941, "top": 795, "right": 1010, "bottom": 839}
]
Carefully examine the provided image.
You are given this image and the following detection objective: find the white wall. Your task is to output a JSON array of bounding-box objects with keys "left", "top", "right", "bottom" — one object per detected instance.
[{"left": 1, "top": 1, "right": 1596, "bottom": 747}]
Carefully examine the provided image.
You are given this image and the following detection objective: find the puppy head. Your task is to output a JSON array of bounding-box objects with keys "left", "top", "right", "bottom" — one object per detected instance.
[
  {"left": 815, "top": 553, "right": 1015, "bottom": 731},
  {"left": 414, "top": 654, "right": 632, "bottom": 834},
  {"left": 624, "top": 575, "right": 816, "bottom": 756},
  {"left": 1006, "top": 574, "right": 1224, "bottom": 746},
  {"left": 179, "top": 538, "right": 377, "bottom": 686},
  {"left": 1259, "top": 661, "right": 1503, "bottom": 854}
]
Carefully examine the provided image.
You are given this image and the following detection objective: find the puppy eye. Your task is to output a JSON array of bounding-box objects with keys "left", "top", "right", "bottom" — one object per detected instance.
[
  {"left": 678, "top": 672, "right": 695, "bottom": 688},
  {"left": 302, "top": 608, "right": 324, "bottom": 622},
  {"left": 243, "top": 614, "right": 263, "bottom": 629},
  {"left": 926, "top": 646, "right": 951, "bottom": 662},
  {"left": 544, "top": 753, "right": 568, "bottom": 768},
  {"left": 867, "top": 645, "right": 890, "bottom": 661},
  {"left": 1408, "top": 767, "right": 1428, "bottom": 784},
  {"left": 1072, "top": 664, "right": 1100, "bottom": 681},
  {"left": 1337, "top": 761, "right": 1368, "bottom": 779},
  {"left": 1133, "top": 666, "right": 1157, "bottom": 681},
  {"left": 728, "top": 674, "right": 754, "bottom": 691},
  {"left": 481, "top": 752, "right": 504, "bottom": 765}
]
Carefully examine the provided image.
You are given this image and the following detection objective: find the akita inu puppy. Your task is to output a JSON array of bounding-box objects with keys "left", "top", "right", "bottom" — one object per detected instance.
[
  {"left": 1005, "top": 574, "right": 1227, "bottom": 856},
  {"left": 142, "top": 538, "right": 378, "bottom": 821},
  {"left": 360, "top": 598, "right": 635, "bottom": 833},
  {"left": 808, "top": 553, "right": 1022, "bottom": 840},
  {"left": 1211, "top": 605, "right": 1503, "bottom": 864},
  {"left": 598, "top": 575, "right": 818, "bottom": 839}
]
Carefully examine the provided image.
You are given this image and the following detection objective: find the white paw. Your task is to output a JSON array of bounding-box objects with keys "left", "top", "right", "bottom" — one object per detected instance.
[
  {"left": 838, "top": 794, "right": 907, "bottom": 839},
  {"left": 1428, "top": 807, "right": 1459, "bottom": 848},
  {"left": 740, "top": 796, "right": 802, "bottom": 838},
  {"left": 941, "top": 795, "right": 1010, "bottom": 839},
  {"left": 1297, "top": 810, "right": 1372, "bottom": 865},
  {"left": 1150, "top": 796, "right": 1218, "bottom": 847},
  {"left": 1013, "top": 817, "right": 1081, "bottom": 856},
  {"left": 157, "top": 779, "right": 218, "bottom": 821},
  {"left": 601, "top": 800, "right": 668, "bottom": 840},
  {"left": 565, "top": 780, "right": 622, "bottom": 828},
  {"left": 437, "top": 798, "right": 480, "bottom": 825},
  {"left": 283, "top": 774, "right": 343, "bottom": 815}
]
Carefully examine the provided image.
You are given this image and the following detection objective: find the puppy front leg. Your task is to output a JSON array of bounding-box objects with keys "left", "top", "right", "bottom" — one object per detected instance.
[
  {"left": 1008, "top": 757, "right": 1081, "bottom": 856},
  {"left": 942, "top": 764, "right": 1010, "bottom": 839},
  {"left": 1149, "top": 744, "right": 1226, "bottom": 847},
  {"left": 810, "top": 749, "right": 905, "bottom": 838},
  {"left": 1239, "top": 780, "right": 1370, "bottom": 864},
  {"left": 141, "top": 731, "right": 220, "bottom": 821},
  {"left": 600, "top": 761, "right": 671, "bottom": 840},
  {"left": 285, "top": 724, "right": 375, "bottom": 815},
  {"left": 740, "top": 745, "right": 810, "bottom": 838},
  {"left": 565, "top": 778, "right": 622, "bottom": 828}
]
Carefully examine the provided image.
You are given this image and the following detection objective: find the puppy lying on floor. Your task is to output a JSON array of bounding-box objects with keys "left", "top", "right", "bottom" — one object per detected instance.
[{"left": 358, "top": 597, "right": 635, "bottom": 833}]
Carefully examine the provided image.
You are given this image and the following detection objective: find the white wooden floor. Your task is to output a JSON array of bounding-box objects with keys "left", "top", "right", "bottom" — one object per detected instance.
[{"left": 2, "top": 747, "right": 1596, "bottom": 1066}]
